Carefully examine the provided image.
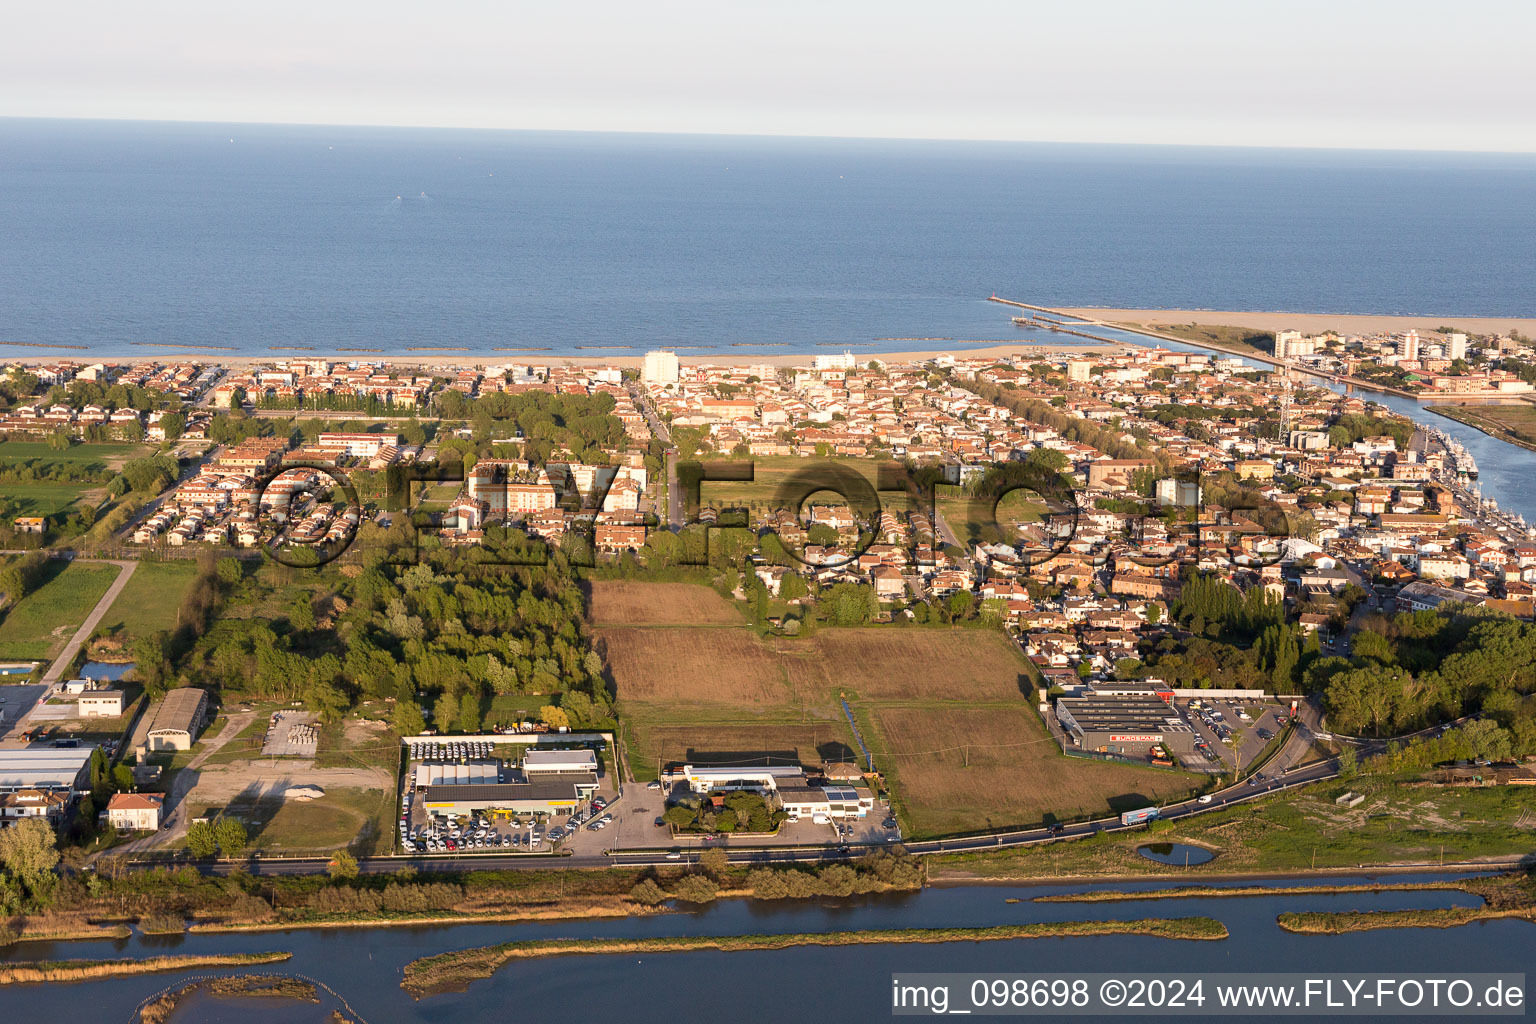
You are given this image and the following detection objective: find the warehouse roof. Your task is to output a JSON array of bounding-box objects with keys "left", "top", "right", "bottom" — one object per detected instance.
[
  {"left": 421, "top": 773, "right": 597, "bottom": 803},
  {"left": 1056, "top": 694, "right": 1173, "bottom": 734},
  {"left": 0, "top": 747, "right": 95, "bottom": 791},
  {"left": 145, "top": 687, "right": 208, "bottom": 736}
]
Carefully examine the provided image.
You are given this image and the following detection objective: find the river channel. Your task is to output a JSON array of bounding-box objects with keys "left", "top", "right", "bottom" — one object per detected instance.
[{"left": 0, "top": 873, "right": 1521, "bottom": 1022}]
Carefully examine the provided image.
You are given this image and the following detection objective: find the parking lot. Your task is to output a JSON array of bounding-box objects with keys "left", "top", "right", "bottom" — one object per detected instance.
[
  {"left": 1178, "top": 697, "right": 1291, "bottom": 772},
  {"left": 0, "top": 684, "right": 53, "bottom": 745},
  {"left": 399, "top": 738, "right": 619, "bottom": 856}
]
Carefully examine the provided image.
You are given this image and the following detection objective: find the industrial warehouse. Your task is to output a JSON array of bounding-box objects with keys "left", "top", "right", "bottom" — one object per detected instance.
[
  {"left": 410, "top": 744, "right": 601, "bottom": 819},
  {"left": 1054, "top": 693, "right": 1175, "bottom": 754}
]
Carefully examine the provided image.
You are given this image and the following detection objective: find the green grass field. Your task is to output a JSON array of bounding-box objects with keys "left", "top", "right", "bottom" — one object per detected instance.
[
  {"left": 0, "top": 439, "right": 145, "bottom": 468},
  {"left": 97, "top": 560, "right": 202, "bottom": 640},
  {"left": 940, "top": 777, "right": 1536, "bottom": 879},
  {"left": 698, "top": 455, "right": 920, "bottom": 516},
  {"left": 0, "top": 562, "right": 120, "bottom": 660},
  {"left": 0, "top": 482, "right": 95, "bottom": 517}
]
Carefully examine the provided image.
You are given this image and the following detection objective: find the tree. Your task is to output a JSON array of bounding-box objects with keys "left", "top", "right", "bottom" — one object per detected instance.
[
  {"left": 112, "top": 764, "right": 136, "bottom": 792},
  {"left": 779, "top": 572, "right": 808, "bottom": 602},
  {"left": 697, "top": 846, "right": 729, "bottom": 878},
  {"left": 538, "top": 705, "right": 571, "bottom": 731},
  {"left": 215, "top": 557, "right": 243, "bottom": 587},
  {"left": 215, "top": 818, "right": 248, "bottom": 857},
  {"left": 289, "top": 595, "right": 316, "bottom": 631},
  {"left": 458, "top": 692, "right": 481, "bottom": 734},
  {"left": 392, "top": 701, "right": 426, "bottom": 736},
  {"left": 160, "top": 411, "right": 185, "bottom": 441},
  {"left": 186, "top": 820, "right": 217, "bottom": 859},
  {"left": 328, "top": 850, "right": 359, "bottom": 880},
  {"left": 0, "top": 818, "right": 59, "bottom": 884},
  {"left": 670, "top": 874, "right": 719, "bottom": 903}
]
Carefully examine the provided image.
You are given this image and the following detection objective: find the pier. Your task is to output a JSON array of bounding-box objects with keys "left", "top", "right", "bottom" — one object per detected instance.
[{"left": 990, "top": 296, "right": 1423, "bottom": 400}]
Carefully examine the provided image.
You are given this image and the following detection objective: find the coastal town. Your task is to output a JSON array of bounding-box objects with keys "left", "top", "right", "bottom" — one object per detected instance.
[{"left": 1, "top": 322, "right": 1535, "bottom": 897}]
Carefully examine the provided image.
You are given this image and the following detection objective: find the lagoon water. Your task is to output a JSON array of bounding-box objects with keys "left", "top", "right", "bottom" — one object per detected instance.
[
  {"left": 0, "top": 876, "right": 1517, "bottom": 1023},
  {"left": 3, "top": 119, "right": 1536, "bottom": 359}
]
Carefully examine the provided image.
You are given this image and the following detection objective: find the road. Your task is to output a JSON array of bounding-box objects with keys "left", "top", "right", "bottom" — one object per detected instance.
[
  {"left": 40, "top": 559, "right": 137, "bottom": 686},
  {"left": 149, "top": 729, "right": 1342, "bottom": 877},
  {"left": 627, "top": 380, "right": 681, "bottom": 528}
]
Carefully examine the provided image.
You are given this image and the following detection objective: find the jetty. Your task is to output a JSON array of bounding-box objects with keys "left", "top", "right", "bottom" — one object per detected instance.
[{"left": 989, "top": 296, "right": 1422, "bottom": 400}]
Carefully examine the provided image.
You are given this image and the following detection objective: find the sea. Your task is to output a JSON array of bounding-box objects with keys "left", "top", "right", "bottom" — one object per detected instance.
[{"left": 3, "top": 118, "right": 1536, "bottom": 360}]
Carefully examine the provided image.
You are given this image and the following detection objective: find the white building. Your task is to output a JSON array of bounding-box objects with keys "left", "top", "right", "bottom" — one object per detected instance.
[
  {"left": 78, "top": 690, "right": 125, "bottom": 717},
  {"left": 1447, "top": 333, "right": 1468, "bottom": 361},
  {"left": 813, "top": 351, "right": 856, "bottom": 371},
  {"left": 106, "top": 793, "right": 163, "bottom": 831},
  {"left": 643, "top": 350, "right": 680, "bottom": 385},
  {"left": 522, "top": 749, "right": 598, "bottom": 776}
]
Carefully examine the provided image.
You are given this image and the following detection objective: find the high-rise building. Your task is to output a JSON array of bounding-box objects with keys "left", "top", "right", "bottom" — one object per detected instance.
[
  {"left": 1447, "top": 333, "right": 1468, "bottom": 361},
  {"left": 813, "top": 350, "right": 856, "bottom": 371},
  {"left": 1399, "top": 331, "right": 1421, "bottom": 362},
  {"left": 1066, "top": 359, "right": 1093, "bottom": 382},
  {"left": 1274, "top": 330, "right": 1303, "bottom": 360},
  {"left": 642, "top": 350, "right": 680, "bottom": 384}
]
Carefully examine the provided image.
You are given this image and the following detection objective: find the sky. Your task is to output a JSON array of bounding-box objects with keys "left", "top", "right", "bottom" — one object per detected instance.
[{"left": 4, "top": 0, "right": 1534, "bottom": 151}]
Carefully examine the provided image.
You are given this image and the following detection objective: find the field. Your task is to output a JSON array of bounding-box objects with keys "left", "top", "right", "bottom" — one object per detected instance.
[
  {"left": 0, "top": 482, "right": 94, "bottom": 517},
  {"left": 697, "top": 455, "right": 921, "bottom": 516},
  {"left": 585, "top": 580, "right": 743, "bottom": 626},
  {"left": 599, "top": 582, "right": 1196, "bottom": 835},
  {"left": 191, "top": 785, "right": 394, "bottom": 855},
  {"left": 0, "top": 439, "right": 146, "bottom": 468},
  {"left": 1130, "top": 322, "right": 1275, "bottom": 356},
  {"left": 868, "top": 706, "right": 1198, "bottom": 836},
  {"left": 1430, "top": 403, "right": 1536, "bottom": 450},
  {"left": 935, "top": 491, "right": 1045, "bottom": 547},
  {"left": 97, "top": 560, "right": 202, "bottom": 639},
  {"left": 0, "top": 562, "right": 119, "bottom": 660},
  {"left": 939, "top": 777, "right": 1536, "bottom": 880}
]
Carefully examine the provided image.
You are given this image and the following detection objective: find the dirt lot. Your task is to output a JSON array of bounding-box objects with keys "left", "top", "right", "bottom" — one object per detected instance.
[
  {"left": 600, "top": 626, "right": 1032, "bottom": 706},
  {"left": 869, "top": 705, "right": 1201, "bottom": 837},
  {"left": 779, "top": 629, "right": 1034, "bottom": 703},
  {"left": 180, "top": 765, "right": 396, "bottom": 854},
  {"left": 595, "top": 627, "right": 791, "bottom": 706},
  {"left": 585, "top": 581, "right": 744, "bottom": 626}
]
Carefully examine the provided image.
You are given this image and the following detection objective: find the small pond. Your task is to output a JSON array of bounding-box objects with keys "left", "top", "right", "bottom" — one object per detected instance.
[
  {"left": 1136, "top": 842, "right": 1216, "bottom": 866},
  {"left": 79, "top": 661, "right": 135, "bottom": 681}
]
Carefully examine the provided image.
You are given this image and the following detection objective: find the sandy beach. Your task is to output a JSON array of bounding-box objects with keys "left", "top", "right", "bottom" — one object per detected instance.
[
  {"left": 1, "top": 341, "right": 1128, "bottom": 371},
  {"left": 1056, "top": 307, "right": 1536, "bottom": 338}
]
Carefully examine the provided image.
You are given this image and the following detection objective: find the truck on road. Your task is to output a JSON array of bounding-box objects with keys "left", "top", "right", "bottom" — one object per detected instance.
[{"left": 1119, "top": 807, "right": 1159, "bottom": 827}]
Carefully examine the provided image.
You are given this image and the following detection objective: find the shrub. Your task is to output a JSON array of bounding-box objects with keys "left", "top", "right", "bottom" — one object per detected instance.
[{"left": 670, "top": 875, "right": 719, "bottom": 904}]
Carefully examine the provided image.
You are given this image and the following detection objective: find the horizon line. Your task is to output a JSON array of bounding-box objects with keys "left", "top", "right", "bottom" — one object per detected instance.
[{"left": 2, "top": 113, "right": 1535, "bottom": 158}]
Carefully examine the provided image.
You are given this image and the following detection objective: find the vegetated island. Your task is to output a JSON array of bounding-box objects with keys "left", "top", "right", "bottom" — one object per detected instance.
[
  {"left": 138, "top": 974, "right": 319, "bottom": 1024},
  {"left": 1035, "top": 881, "right": 1470, "bottom": 903},
  {"left": 401, "top": 919, "right": 1228, "bottom": 997},
  {"left": 1275, "top": 872, "right": 1536, "bottom": 934},
  {"left": 0, "top": 951, "right": 291, "bottom": 986}
]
